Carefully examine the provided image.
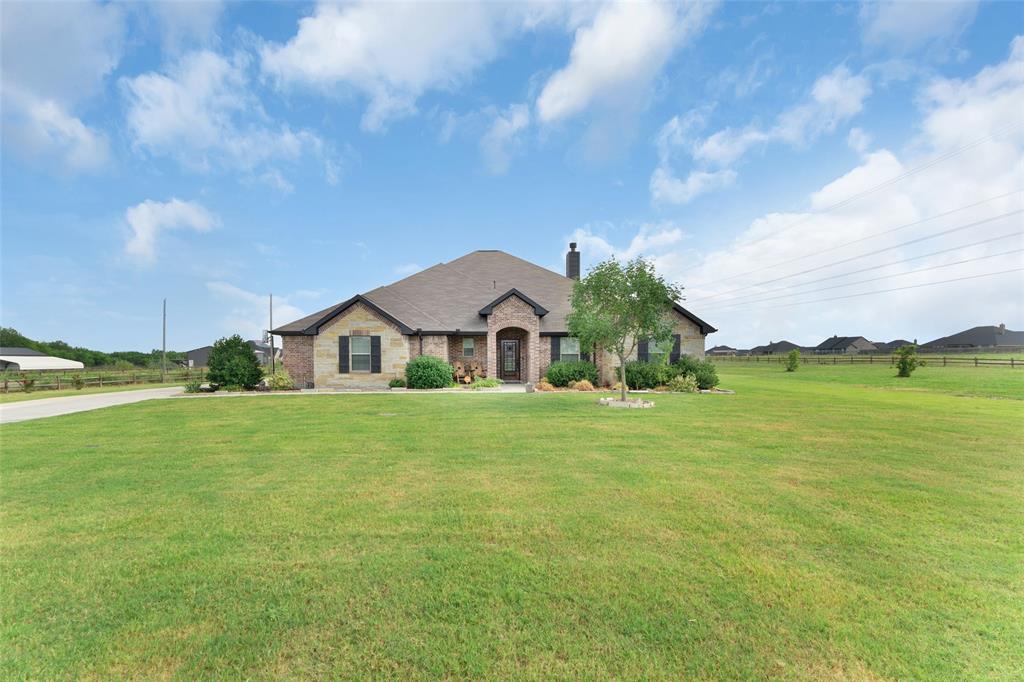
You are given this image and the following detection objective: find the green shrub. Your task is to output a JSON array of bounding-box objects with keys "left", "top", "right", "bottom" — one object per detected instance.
[
  {"left": 405, "top": 355, "right": 453, "bottom": 389},
  {"left": 624, "top": 361, "right": 673, "bottom": 390},
  {"left": 388, "top": 377, "right": 407, "bottom": 388},
  {"left": 471, "top": 377, "right": 503, "bottom": 389},
  {"left": 265, "top": 369, "right": 295, "bottom": 390},
  {"left": 545, "top": 360, "right": 599, "bottom": 387},
  {"left": 672, "top": 355, "right": 700, "bottom": 378},
  {"left": 184, "top": 379, "right": 203, "bottom": 393},
  {"left": 896, "top": 344, "right": 920, "bottom": 378},
  {"left": 785, "top": 349, "right": 800, "bottom": 372},
  {"left": 71, "top": 374, "right": 85, "bottom": 390},
  {"left": 667, "top": 374, "right": 698, "bottom": 393},
  {"left": 690, "top": 360, "right": 719, "bottom": 389},
  {"left": 207, "top": 335, "right": 262, "bottom": 390}
]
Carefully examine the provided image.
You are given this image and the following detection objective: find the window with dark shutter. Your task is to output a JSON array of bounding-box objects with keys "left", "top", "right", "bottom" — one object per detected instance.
[
  {"left": 370, "top": 336, "right": 382, "bottom": 373},
  {"left": 670, "top": 334, "right": 681, "bottom": 364},
  {"left": 338, "top": 336, "right": 350, "bottom": 373},
  {"left": 550, "top": 336, "right": 560, "bottom": 363},
  {"left": 638, "top": 340, "right": 649, "bottom": 362}
]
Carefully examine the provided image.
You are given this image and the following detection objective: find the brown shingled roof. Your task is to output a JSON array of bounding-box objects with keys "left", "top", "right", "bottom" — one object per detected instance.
[{"left": 273, "top": 249, "right": 716, "bottom": 336}]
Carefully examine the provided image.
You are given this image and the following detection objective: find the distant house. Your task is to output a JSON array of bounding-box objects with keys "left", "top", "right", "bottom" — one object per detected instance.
[
  {"left": 815, "top": 336, "right": 877, "bottom": 354},
  {"left": 923, "top": 324, "right": 1024, "bottom": 349},
  {"left": 186, "top": 341, "right": 282, "bottom": 368},
  {"left": 0, "top": 347, "right": 85, "bottom": 371},
  {"left": 707, "top": 345, "right": 738, "bottom": 356},
  {"left": 749, "top": 340, "right": 803, "bottom": 355},
  {"left": 874, "top": 339, "right": 913, "bottom": 353}
]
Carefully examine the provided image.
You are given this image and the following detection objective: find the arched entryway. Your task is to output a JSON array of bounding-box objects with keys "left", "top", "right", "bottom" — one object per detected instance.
[{"left": 494, "top": 327, "right": 528, "bottom": 382}]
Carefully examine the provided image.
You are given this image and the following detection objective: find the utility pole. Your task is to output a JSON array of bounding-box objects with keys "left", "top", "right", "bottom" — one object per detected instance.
[
  {"left": 269, "top": 293, "right": 276, "bottom": 375},
  {"left": 161, "top": 298, "right": 167, "bottom": 383}
]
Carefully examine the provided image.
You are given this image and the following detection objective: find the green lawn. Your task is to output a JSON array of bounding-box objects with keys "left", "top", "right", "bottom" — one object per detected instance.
[
  {"left": 2, "top": 365, "right": 1022, "bottom": 679},
  {"left": 0, "top": 383, "right": 183, "bottom": 404}
]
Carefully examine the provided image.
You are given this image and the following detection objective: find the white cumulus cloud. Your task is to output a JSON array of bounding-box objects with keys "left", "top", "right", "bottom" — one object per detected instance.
[
  {"left": 125, "top": 198, "right": 219, "bottom": 263},
  {"left": 0, "top": 0, "right": 124, "bottom": 172},
  {"left": 260, "top": 1, "right": 521, "bottom": 131},
  {"left": 480, "top": 103, "right": 531, "bottom": 174},
  {"left": 122, "top": 49, "right": 338, "bottom": 187},
  {"left": 205, "top": 281, "right": 305, "bottom": 341},
  {"left": 536, "top": 1, "right": 715, "bottom": 124},
  {"left": 860, "top": 0, "right": 978, "bottom": 53}
]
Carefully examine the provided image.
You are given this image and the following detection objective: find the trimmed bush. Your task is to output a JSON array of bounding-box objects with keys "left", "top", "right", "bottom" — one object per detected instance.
[
  {"left": 545, "top": 360, "right": 599, "bottom": 388},
  {"left": 388, "top": 377, "right": 407, "bottom": 388},
  {"left": 265, "top": 369, "right": 295, "bottom": 390},
  {"left": 207, "top": 335, "right": 262, "bottom": 390},
  {"left": 471, "top": 377, "right": 502, "bottom": 389},
  {"left": 624, "top": 361, "right": 668, "bottom": 390},
  {"left": 405, "top": 355, "right": 453, "bottom": 389},
  {"left": 690, "top": 361, "right": 719, "bottom": 389},
  {"left": 667, "top": 374, "right": 698, "bottom": 393},
  {"left": 670, "top": 355, "right": 719, "bottom": 390}
]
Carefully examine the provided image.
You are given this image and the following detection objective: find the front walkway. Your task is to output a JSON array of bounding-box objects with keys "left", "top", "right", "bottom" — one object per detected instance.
[{"left": 0, "top": 386, "right": 184, "bottom": 424}]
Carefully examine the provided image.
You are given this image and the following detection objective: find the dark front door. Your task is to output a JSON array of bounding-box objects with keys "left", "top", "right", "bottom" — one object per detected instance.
[{"left": 500, "top": 339, "right": 520, "bottom": 381}]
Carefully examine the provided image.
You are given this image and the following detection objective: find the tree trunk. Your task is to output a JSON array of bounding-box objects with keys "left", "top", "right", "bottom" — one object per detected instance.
[{"left": 618, "top": 353, "right": 627, "bottom": 402}]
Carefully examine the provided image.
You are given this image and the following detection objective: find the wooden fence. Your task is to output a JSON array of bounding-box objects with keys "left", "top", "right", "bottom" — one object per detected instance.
[
  {"left": 1, "top": 368, "right": 207, "bottom": 394},
  {"left": 712, "top": 354, "right": 1021, "bottom": 368}
]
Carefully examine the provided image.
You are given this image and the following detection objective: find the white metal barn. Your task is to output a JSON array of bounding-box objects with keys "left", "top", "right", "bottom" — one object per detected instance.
[{"left": 0, "top": 347, "right": 85, "bottom": 371}]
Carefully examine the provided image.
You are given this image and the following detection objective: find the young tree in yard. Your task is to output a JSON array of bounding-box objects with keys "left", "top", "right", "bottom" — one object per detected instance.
[
  {"left": 206, "top": 335, "right": 262, "bottom": 389},
  {"left": 896, "top": 344, "right": 920, "bottom": 378},
  {"left": 785, "top": 349, "right": 800, "bottom": 372},
  {"left": 567, "top": 258, "right": 682, "bottom": 402}
]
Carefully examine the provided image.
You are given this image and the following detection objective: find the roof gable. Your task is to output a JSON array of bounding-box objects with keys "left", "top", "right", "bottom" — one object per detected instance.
[
  {"left": 272, "top": 249, "right": 717, "bottom": 337},
  {"left": 479, "top": 289, "right": 548, "bottom": 316}
]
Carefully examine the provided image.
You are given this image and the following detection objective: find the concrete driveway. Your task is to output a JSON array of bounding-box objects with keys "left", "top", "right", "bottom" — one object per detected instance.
[{"left": 0, "top": 386, "right": 184, "bottom": 424}]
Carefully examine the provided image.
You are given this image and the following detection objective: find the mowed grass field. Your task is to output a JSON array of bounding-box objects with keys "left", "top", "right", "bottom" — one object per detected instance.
[{"left": 1, "top": 364, "right": 1022, "bottom": 679}]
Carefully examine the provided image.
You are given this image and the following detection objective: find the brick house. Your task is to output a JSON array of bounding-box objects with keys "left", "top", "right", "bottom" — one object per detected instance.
[{"left": 273, "top": 245, "right": 716, "bottom": 388}]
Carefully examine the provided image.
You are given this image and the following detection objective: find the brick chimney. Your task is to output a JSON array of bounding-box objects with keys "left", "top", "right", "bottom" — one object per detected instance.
[{"left": 565, "top": 242, "right": 580, "bottom": 280}]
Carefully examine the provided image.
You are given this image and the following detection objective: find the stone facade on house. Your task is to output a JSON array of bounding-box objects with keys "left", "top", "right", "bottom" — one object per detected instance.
[
  {"left": 272, "top": 246, "right": 716, "bottom": 389},
  {"left": 312, "top": 302, "right": 408, "bottom": 389},
  {"left": 596, "top": 309, "right": 707, "bottom": 386}
]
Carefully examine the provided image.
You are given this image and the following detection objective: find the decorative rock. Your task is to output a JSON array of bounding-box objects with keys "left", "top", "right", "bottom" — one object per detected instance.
[{"left": 597, "top": 397, "right": 655, "bottom": 409}]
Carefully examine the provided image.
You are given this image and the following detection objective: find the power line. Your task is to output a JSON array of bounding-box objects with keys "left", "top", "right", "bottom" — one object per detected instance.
[
  {"left": 686, "top": 208, "right": 1023, "bottom": 303},
  {"left": 740, "top": 267, "right": 1024, "bottom": 310},
  {"left": 694, "top": 230, "right": 1024, "bottom": 308},
  {"left": 678, "top": 122, "right": 1021, "bottom": 279},
  {"left": 688, "top": 189, "right": 1021, "bottom": 291},
  {"left": 699, "top": 247, "right": 1024, "bottom": 312}
]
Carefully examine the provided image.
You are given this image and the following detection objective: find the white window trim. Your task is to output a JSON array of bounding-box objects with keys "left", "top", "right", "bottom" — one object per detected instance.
[{"left": 463, "top": 337, "right": 475, "bottom": 357}]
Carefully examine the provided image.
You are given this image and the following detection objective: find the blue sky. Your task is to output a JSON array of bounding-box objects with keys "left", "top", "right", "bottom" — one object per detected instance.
[{"left": 2, "top": 0, "right": 1022, "bottom": 351}]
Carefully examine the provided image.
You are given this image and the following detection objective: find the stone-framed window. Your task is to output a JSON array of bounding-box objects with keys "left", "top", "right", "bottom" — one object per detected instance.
[
  {"left": 350, "top": 335, "right": 371, "bottom": 372},
  {"left": 463, "top": 337, "right": 475, "bottom": 357},
  {"left": 648, "top": 339, "right": 670, "bottom": 364},
  {"left": 559, "top": 337, "right": 580, "bottom": 362}
]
